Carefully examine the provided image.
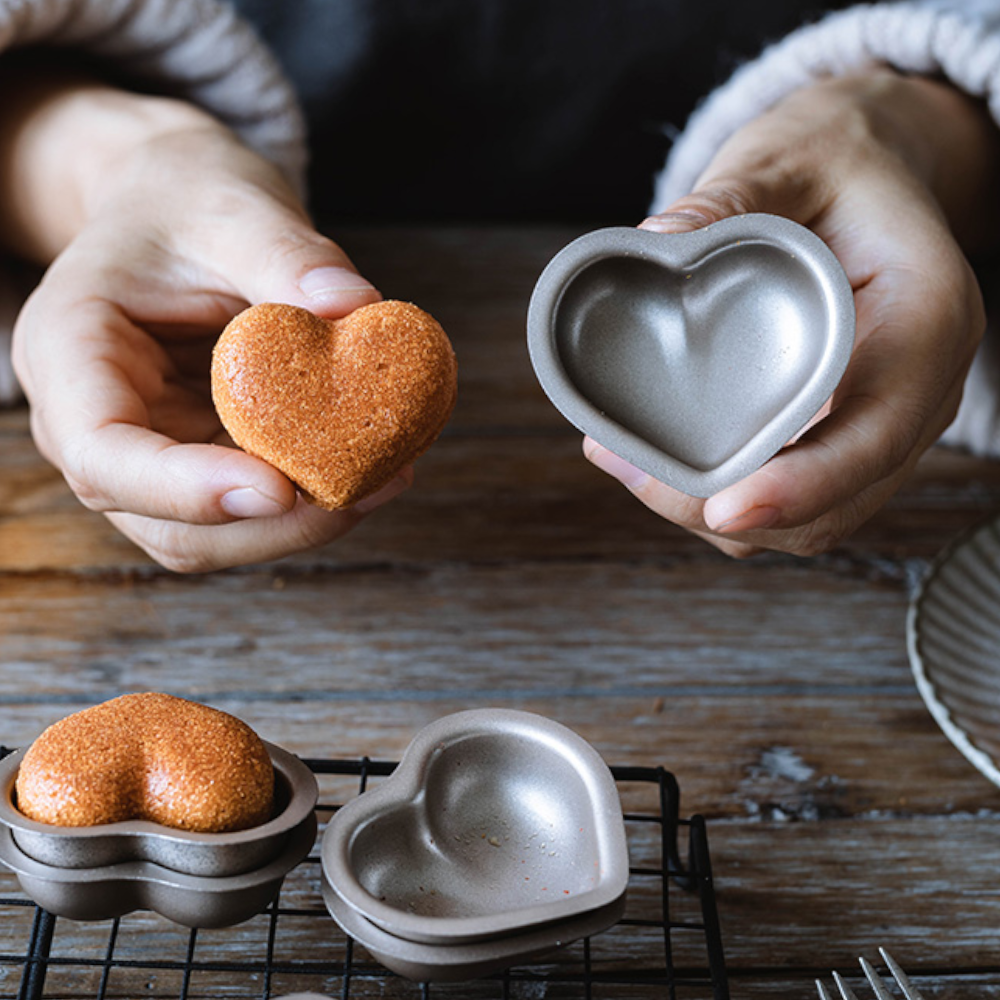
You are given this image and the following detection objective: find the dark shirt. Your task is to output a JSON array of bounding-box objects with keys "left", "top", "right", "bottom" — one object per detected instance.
[{"left": 233, "top": 1, "right": 849, "bottom": 224}]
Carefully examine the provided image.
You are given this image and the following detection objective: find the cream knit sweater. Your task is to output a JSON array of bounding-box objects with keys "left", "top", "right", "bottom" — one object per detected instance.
[{"left": 1, "top": 0, "right": 999, "bottom": 455}]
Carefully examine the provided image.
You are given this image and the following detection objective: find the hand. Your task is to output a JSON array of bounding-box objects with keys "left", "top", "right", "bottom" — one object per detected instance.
[
  {"left": 4, "top": 76, "right": 405, "bottom": 572},
  {"left": 585, "top": 70, "right": 1000, "bottom": 557}
]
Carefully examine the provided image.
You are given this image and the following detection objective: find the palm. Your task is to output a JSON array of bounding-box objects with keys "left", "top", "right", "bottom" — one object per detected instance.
[{"left": 78, "top": 238, "right": 251, "bottom": 448}]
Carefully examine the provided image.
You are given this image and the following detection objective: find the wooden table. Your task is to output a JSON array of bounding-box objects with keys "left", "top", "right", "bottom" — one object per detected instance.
[{"left": 3, "top": 226, "right": 1000, "bottom": 999}]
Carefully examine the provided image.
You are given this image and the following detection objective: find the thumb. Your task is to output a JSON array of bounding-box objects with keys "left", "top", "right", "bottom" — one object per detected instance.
[
  {"left": 208, "top": 200, "right": 382, "bottom": 318},
  {"left": 639, "top": 182, "right": 766, "bottom": 237},
  {"left": 640, "top": 139, "right": 817, "bottom": 236}
]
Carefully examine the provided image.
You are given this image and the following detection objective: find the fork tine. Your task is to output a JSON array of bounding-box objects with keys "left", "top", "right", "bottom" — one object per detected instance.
[
  {"left": 860, "top": 958, "right": 895, "bottom": 1000},
  {"left": 816, "top": 980, "right": 833, "bottom": 1000},
  {"left": 833, "top": 971, "right": 861, "bottom": 1000},
  {"left": 879, "top": 948, "right": 926, "bottom": 1000}
]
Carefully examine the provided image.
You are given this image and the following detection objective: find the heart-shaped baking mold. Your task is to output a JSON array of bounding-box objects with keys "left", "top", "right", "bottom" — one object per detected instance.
[
  {"left": 527, "top": 215, "right": 855, "bottom": 497},
  {"left": 321, "top": 709, "right": 628, "bottom": 946},
  {"left": 322, "top": 871, "right": 627, "bottom": 982},
  {"left": 0, "top": 810, "right": 317, "bottom": 928},
  {"left": 0, "top": 743, "right": 318, "bottom": 877}
]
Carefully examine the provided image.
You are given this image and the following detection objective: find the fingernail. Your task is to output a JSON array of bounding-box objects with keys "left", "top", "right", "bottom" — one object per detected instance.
[
  {"left": 584, "top": 443, "right": 650, "bottom": 491},
  {"left": 639, "top": 211, "right": 711, "bottom": 234},
  {"left": 299, "top": 266, "right": 377, "bottom": 301},
  {"left": 221, "top": 487, "right": 288, "bottom": 519},
  {"left": 353, "top": 473, "right": 411, "bottom": 513},
  {"left": 711, "top": 504, "right": 781, "bottom": 534}
]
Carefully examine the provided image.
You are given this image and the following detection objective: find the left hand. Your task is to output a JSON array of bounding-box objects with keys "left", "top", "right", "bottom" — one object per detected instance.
[
  {"left": 3, "top": 74, "right": 398, "bottom": 572},
  {"left": 585, "top": 69, "right": 1000, "bottom": 557}
]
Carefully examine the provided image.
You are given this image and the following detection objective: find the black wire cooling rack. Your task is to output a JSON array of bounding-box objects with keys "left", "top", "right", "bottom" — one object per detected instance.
[{"left": 0, "top": 754, "right": 729, "bottom": 1000}]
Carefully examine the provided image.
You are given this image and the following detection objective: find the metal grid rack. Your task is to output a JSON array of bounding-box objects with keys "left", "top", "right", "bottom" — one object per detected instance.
[{"left": 0, "top": 755, "right": 729, "bottom": 999}]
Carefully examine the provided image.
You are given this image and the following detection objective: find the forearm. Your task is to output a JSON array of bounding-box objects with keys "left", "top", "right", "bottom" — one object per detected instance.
[{"left": 0, "top": 60, "right": 219, "bottom": 264}]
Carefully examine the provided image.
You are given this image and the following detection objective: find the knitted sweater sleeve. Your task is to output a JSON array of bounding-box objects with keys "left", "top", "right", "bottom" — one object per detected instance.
[
  {"left": 651, "top": 0, "right": 1000, "bottom": 458},
  {"left": 0, "top": 0, "right": 306, "bottom": 190},
  {"left": 653, "top": 1, "right": 1000, "bottom": 209},
  {"left": 0, "top": 0, "right": 308, "bottom": 406}
]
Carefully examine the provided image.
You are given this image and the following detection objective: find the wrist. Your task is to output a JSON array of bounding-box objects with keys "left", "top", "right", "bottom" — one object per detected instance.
[
  {"left": 0, "top": 60, "right": 219, "bottom": 262},
  {"left": 877, "top": 72, "right": 1000, "bottom": 252},
  {"left": 809, "top": 70, "right": 1000, "bottom": 253}
]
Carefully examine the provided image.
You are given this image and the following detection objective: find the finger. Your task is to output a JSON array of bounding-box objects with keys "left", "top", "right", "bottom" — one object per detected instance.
[
  {"left": 61, "top": 416, "right": 413, "bottom": 527},
  {"left": 19, "top": 297, "right": 300, "bottom": 522},
  {"left": 66, "top": 424, "right": 300, "bottom": 523},
  {"left": 643, "top": 77, "right": 861, "bottom": 238},
  {"left": 582, "top": 437, "right": 774, "bottom": 556},
  {"left": 689, "top": 528, "right": 764, "bottom": 559},
  {"left": 702, "top": 266, "right": 978, "bottom": 539},
  {"left": 108, "top": 474, "right": 410, "bottom": 573},
  {"left": 702, "top": 374, "right": 967, "bottom": 547},
  {"left": 583, "top": 433, "right": 779, "bottom": 554},
  {"left": 108, "top": 498, "right": 362, "bottom": 573},
  {"left": 582, "top": 437, "right": 708, "bottom": 527},
  {"left": 191, "top": 196, "right": 381, "bottom": 319},
  {"left": 640, "top": 140, "right": 821, "bottom": 237}
]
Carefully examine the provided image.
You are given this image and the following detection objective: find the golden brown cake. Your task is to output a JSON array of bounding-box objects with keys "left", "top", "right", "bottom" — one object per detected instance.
[
  {"left": 210, "top": 300, "right": 458, "bottom": 509},
  {"left": 15, "top": 693, "right": 274, "bottom": 832}
]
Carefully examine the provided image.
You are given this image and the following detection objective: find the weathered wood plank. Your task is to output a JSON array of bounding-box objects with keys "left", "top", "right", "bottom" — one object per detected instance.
[
  {"left": 3, "top": 404, "right": 1000, "bottom": 573},
  {"left": 18, "top": 974, "right": 995, "bottom": 1000},
  {"left": 708, "top": 817, "right": 1000, "bottom": 967},
  {"left": 733, "top": 975, "right": 1000, "bottom": 999},
  {"left": 0, "top": 559, "right": 912, "bottom": 696},
  {"left": 3, "top": 226, "right": 1000, "bottom": 997}
]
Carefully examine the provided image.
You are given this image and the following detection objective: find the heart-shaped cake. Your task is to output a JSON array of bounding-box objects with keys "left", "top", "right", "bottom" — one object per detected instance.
[
  {"left": 212, "top": 300, "right": 458, "bottom": 509},
  {"left": 14, "top": 693, "right": 274, "bottom": 833},
  {"left": 527, "top": 215, "right": 855, "bottom": 497}
]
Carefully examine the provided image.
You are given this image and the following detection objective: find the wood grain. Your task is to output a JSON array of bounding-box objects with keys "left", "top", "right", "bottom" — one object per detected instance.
[{"left": 2, "top": 226, "right": 1000, "bottom": 997}]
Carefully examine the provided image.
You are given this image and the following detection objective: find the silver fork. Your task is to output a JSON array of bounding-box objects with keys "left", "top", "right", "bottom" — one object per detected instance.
[{"left": 816, "top": 948, "right": 925, "bottom": 1000}]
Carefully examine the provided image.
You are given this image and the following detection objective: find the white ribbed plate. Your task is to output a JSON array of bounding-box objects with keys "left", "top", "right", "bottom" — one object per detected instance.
[{"left": 908, "top": 515, "right": 1000, "bottom": 786}]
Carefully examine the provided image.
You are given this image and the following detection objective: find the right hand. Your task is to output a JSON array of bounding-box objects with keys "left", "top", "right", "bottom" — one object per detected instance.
[{"left": 586, "top": 70, "right": 999, "bottom": 557}]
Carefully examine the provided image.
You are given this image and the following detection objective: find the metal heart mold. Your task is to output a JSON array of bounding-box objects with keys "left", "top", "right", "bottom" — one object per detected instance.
[
  {"left": 0, "top": 811, "right": 317, "bottom": 928},
  {"left": 321, "top": 873, "right": 627, "bottom": 982},
  {"left": 321, "top": 709, "right": 629, "bottom": 947},
  {"left": 527, "top": 215, "right": 855, "bottom": 497}
]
